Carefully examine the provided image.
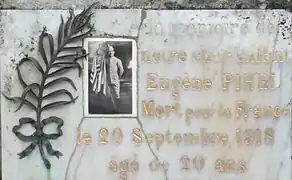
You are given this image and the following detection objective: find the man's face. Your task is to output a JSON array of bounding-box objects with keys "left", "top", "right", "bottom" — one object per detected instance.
[{"left": 109, "top": 46, "right": 114, "bottom": 57}]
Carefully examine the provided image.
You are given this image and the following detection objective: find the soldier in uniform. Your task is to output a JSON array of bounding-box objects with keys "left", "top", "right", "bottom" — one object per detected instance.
[{"left": 108, "top": 45, "right": 124, "bottom": 110}]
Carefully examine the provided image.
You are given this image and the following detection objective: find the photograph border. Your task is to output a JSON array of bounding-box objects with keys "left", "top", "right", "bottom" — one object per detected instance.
[{"left": 83, "top": 37, "right": 137, "bottom": 118}]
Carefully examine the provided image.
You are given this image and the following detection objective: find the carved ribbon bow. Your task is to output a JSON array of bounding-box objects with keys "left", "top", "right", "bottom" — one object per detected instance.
[{"left": 13, "top": 116, "right": 64, "bottom": 169}]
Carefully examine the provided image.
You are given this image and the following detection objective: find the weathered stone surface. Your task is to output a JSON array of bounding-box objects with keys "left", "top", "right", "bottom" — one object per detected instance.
[{"left": 1, "top": 9, "right": 291, "bottom": 180}]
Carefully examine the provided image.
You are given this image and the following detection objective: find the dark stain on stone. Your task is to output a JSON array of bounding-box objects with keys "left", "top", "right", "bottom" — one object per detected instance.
[
  {"left": 9, "top": 58, "right": 17, "bottom": 69},
  {"left": 282, "top": 32, "right": 285, "bottom": 37},
  {"left": 280, "top": 18, "right": 287, "bottom": 25},
  {"left": 0, "top": 12, "right": 4, "bottom": 48},
  {"left": 4, "top": 75, "right": 12, "bottom": 94},
  {"left": 1, "top": 5, "right": 16, "bottom": 9},
  {"left": 235, "top": 2, "right": 244, "bottom": 9},
  {"left": 98, "top": 5, "right": 109, "bottom": 9},
  {"left": 18, "top": 52, "right": 25, "bottom": 57},
  {"left": 164, "top": 1, "right": 185, "bottom": 9},
  {"left": 265, "top": 0, "right": 292, "bottom": 11},
  {"left": 30, "top": 37, "right": 35, "bottom": 44},
  {"left": 19, "top": 41, "right": 23, "bottom": 48},
  {"left": 30, "top": 47, "right": 35, "bottom": 52}
]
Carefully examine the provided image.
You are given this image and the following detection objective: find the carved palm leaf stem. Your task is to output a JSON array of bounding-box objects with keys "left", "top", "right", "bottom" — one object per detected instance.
[{"left": 2, "top": 3, "right": 97, "bottom": 169}]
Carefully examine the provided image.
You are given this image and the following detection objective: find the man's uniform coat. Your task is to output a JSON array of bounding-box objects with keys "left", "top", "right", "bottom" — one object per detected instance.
[{"left": 109, "top": 56, "right": 124, "bottom": 99}]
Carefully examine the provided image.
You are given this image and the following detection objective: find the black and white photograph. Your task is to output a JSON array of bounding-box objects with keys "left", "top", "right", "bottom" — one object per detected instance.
[{"left": 83, "top": 38, "right": 137, "bottom": 117}]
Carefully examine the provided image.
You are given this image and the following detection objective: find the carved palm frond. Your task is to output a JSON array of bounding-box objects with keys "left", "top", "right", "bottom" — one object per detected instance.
[
  {"left": 41, "top": 4, "right": 97, "bottom": 109},
  {"left": 2, "top": 2, "right": 98, "bottom": 170}
]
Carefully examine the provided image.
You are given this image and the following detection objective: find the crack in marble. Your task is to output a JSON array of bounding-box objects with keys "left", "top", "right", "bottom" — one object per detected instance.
[
  {"left": 137, "top": 9, "right": 147, "bottom": 38},
  {"left": 270, "top": 12, "right": 292, "bottom": 174},
  {"left": 64, "top": 118, "right": 85, "bottom": 180},
  {"left": 270, "top": 14, "right": 282, "bottom": 178},
  {"left": 135, "top": 117, "right": 169, "bottom": 180},
  {"left": 133, "top": 9, "right": 169, "bottom": 180},
  {"left": 276, "top": 162, "right": 283, "bottom": 180},
  {"left": 73, "top": 146, "right": 86, "bottom": 180},
  {"left": 271, "top": 13, "right": 281, "bottom": 86}
]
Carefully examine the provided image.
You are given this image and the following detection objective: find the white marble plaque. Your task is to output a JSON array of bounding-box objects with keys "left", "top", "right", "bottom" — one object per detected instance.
[{"left": 1, "top": 9, "right": 291, "bottom": 180}]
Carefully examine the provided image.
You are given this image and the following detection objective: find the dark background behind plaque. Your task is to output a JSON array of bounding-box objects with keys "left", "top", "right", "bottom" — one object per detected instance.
[{"left": 1, "top": 0, "right": 290, "bottom": 10}]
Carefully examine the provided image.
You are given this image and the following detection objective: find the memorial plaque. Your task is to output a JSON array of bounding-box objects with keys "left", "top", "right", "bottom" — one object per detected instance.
[{"left": 1, "top": 7, "right": 292, "bottom": 180}]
